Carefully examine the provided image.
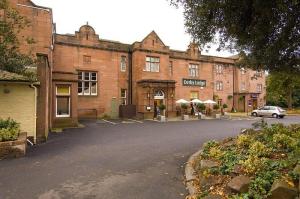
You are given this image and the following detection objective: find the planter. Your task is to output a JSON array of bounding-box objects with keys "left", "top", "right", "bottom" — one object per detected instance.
[
  {"left": 182, "top": 114, "right": 189, "bottom": 120},
  {"left": 0, "top": 132, "right": 27, "bottom": 160},
  {"left": 158, "top": 115, "right": 166, "bottom": 122},
  {"left": 198, "top": 114, "right": 206, "bottom": 120},
  {"left": 215, "top": 113, "right": 221, "bottom": 119}
]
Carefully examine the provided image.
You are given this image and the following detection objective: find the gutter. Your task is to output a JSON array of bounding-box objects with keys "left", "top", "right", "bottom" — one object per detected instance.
[{"left": 30, "top": 84, "right": 38, "bottom": 144}]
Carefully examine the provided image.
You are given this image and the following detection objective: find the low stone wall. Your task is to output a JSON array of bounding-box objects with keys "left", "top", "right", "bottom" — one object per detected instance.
[{"left": 0, "top": 132, "right": 27, "bottom": 159}]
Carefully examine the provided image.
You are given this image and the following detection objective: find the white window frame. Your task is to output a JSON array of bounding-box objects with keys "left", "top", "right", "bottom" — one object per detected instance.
[
  {"left": 257, "top": 84, "right": 263, "bottom": 92},
  {"left": 78, "top": 71, "right": 98, "bottom": 96},
  {"left": 120, "top": 89, "right": 127, "bottom": 105},
  {"left": 169, "top": 61, "right": 173, "bottom": 76},
  {"left": 189, "top": 64, "right": 199, "bottom": 77},
  {"left": 241, "top": 82, "right": 246, "bottom": 90},
  {"left": 241, "top": 68, "right": 246, "bottom": 75},
  {"left": 215, "top": 64, "right": 223, "bottom": 74},
  {"left": 144, "top": 56, "right": 160, "bottom": 72},
  {"left": 56, "top": 85, "right": 71, "bottom": 118},
  {"left": 120, "top": 56, "right": 127, "bottom": 72},
  {"left": 216, "top": 81, "right": 223, "bottom": 91}
]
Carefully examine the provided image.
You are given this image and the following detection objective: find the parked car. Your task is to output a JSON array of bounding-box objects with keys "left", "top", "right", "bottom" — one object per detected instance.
[{"left": 251, "top": 106, "right": 286, "bottom": 118}]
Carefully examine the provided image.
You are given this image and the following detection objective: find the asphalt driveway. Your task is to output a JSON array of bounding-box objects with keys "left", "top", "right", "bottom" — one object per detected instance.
[{"left": 0, "top": 116, "right": 299, "bottom": 199}]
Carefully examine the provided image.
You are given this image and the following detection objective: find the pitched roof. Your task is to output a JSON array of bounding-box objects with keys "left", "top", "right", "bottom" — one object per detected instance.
[
  {"left": 0, "top": 70, "right": 32, "bottom": 82},
  {"left": 141, "top": 31, "right": 166, "bottom": 46}
]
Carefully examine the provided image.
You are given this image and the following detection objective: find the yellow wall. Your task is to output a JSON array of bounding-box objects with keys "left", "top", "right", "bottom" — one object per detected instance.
[{"left": 0, "top": 83, "right": 36, "bottom": 139}]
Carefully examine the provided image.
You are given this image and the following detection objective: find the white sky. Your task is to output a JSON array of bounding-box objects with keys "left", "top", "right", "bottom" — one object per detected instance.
[{"left": 32, "top": 0, "right": 234, "bottom": 57}]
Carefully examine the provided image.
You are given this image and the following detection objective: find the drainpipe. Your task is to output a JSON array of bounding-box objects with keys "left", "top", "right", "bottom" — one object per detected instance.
[{"left": 30, "top": 84, "right": 38, "bottom": 144}]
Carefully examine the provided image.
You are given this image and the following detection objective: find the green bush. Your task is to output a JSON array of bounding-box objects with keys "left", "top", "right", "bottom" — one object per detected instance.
[
  {"left": 158, "top": 104, "right": 166, "bottom": 111},
  {"left": 196, "top": 103, "right": 206, "bottom": 112},
  {"left": 0, "top": 118, "right": 20, "bottom": 142},
  {"left": 222, "top": 104, "right": 228, "bottom": 109},
  {"left": 213, "top": 104, "right": 220, "bottom": 110}
]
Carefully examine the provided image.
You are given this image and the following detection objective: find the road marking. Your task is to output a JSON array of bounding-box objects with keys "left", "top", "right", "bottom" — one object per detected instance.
[
  {"left": 126, "top": 119, "right": 143, "bottom": 123},
  {"left": 102, "top": 119, "right": 117, "bottom": 125}
]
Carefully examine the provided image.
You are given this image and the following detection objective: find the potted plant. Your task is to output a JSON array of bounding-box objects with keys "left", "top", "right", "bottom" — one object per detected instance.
[
  {"left": 213, "top": 104, "right": 221, "bottom": 119},
  {"left": 181, "top": 103, "right": 189, "bottom": 120},
  {"left": 196, "top": 103, "right": 206, "bottom": 119},
  {"left": 222, "top": 104, "right": 228, "bottom": 115},
  {"left": 158, "top": 104, "right": 166, "bottom": 122}
]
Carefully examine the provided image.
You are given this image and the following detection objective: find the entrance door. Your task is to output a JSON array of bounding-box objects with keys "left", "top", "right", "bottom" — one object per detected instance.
[{"left": 154, "top": 90, "right": 165, "bottom": 118}]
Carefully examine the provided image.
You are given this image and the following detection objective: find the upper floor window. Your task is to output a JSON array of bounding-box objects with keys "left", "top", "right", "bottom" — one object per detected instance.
[
  {"left": 83, "top": 55, "right": 91, "bottom": 64},
  {"left": 241, "top": 82, "right": 246, "bottom": 90},
  {"left": 257, "top": 84, "right": 263, "bottom": 92},
  {"left": 78, "top": 71, "right": 97, "bottom": 96},
  {"left": 145, "top": 57, "right": 160, "bottom": 72},
  {"left": 241, "top": 68, "right": 246, "bottom": 75},
  {"left": 120, "top": 89, "right": 127, "bottom": 105},
  {"left": 215, "top": 81, "right": 223, "bottom": 91},
  {"left": 215, "top": 64, "right": 224, "bottom": 74},
  {"left": 255, "top": 70, "right": 262, "bottom": 77},
  {"left": 169, "top": 61, "right": 173, "bottom": 76},
  {"left": 120, "top": 56, "right": 127, "bottom": 72},
  {"left": 189, "top": 64, "right": 198, "bottom": 77}
]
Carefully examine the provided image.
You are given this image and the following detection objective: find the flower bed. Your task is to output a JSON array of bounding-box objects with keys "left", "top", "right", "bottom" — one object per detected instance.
[
  {"left": 191, "top": 123, "right": 300, "bottom": 199},
  {"left": 0, "top": 118, "right": 26, "bottom": 159}
]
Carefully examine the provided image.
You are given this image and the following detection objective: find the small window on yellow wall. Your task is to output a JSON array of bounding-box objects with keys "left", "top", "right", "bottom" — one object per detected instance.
[{"left": 190, "top": 91, "right": 198, "bottom": 100}]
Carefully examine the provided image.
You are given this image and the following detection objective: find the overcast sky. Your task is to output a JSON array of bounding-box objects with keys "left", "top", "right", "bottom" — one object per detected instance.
[{"left": 32, "top": 0, "right": 233, "bottom": 57}]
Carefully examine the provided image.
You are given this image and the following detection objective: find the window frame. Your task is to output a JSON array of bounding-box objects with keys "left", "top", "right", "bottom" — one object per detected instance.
[
  {"left": 241, "top": 82, "right": 246, "bottom": 90},
  {"left": 216, "top": 81, "right": 224, "bottom": 91},
  {"left": 169, "top": 61, "right": 173, "bottom": 76},
  {"left": 188, "top": 64, "right": 199, "bottom": 77},
  {"left": 144, "top": 56, "right": 160, "bottom": 72},
  {"left": 257, "top": 84, "right": 263, "bottom": 92},
  {"left": 120, "top": 89, "right": 127, "bottom": 105},
  {"left": 56, "top": 85, "right": 71, "bottom": 118},
  {"left": 215, "top": 64, "right": 224, "bottom": 74},
  {"left": 190, "top": 91, "right": 199, "bottom": 100},
  {"left": 78, "top": 71, "right": 98, "bottom": 96},
  {"left": 120, "top": 56, "right": 127, "bottom": 72}
]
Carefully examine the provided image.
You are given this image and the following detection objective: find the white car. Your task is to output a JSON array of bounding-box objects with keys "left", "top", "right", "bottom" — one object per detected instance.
[{"left": 251, "top": 106, "right": 286, "bottom": 118}]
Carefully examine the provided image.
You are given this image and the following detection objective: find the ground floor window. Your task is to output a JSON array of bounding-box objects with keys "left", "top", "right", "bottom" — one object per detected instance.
[
  {"left": 78, "top": 71, "right": 97, "bottom": 96},
  {"left": 121, "top": 89, "right": 127, "bottom": 105},
  {"left": 56, "top": 85, "right": 70, "bottom": 117},
  {"left": 190, "top": 91, "right": 199, "bottom": 100}
]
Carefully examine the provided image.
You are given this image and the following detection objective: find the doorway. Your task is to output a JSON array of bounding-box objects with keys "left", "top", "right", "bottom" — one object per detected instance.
[{"left": 153, "top": 90, "right": 165, "bottom": 118}]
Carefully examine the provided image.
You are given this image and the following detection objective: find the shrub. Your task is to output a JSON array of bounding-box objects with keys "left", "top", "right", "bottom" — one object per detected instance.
[
  {"left": 213, "top": 104, "right": 220, "bottom": 110},
  {"left": 181, "top": 103, "right": 188, "bottom": 110},
  {"left": 222, "top": 104, "right": 228, "bottom": 109},
  {"left": 196, "top": 103, "right": 206, "bottom": 112},
  {"left": 0, "top": 118, "right": 20, "bottom": 142},
  {"left": 236, "top": 134, "right": 253, "bottom": 148},
  {"left": 272, "top": 133, "right": 298, "bottom": 150},
  {"left": 158, "top": 104, "right": 166, "bottom": 111},
  {"left": 249, "top": 141, "right": 271, "bottom": 157},
  {"left": 240, "top": 155, "right": 268, "bottom": 174}
]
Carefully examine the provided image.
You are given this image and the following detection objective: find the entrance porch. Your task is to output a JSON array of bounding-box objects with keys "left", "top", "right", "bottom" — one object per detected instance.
[{"left": 136, "top": 79, "right": 176, "bottom": 119}]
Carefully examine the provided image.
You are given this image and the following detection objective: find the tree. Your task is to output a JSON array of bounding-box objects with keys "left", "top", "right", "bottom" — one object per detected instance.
[
  {"left": 171, "top": 0, "right": 300, "bottom": 73},
  {"left": 266, "top": 72, "right": 300, "bottom": 109},
  {"left": 0, "top": 0, "right": 35, "bottom": 74}
]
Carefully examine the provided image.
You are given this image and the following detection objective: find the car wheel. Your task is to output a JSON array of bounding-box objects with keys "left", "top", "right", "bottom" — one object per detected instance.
[
  {"left": 272, "top": 113, "right": 279, "bottom": 118},
  {"left": 252, "top": 112, "right": 258, "bottom": 117},
  {"left": 279, "top": 115, "right": 284, "bottom": 119}
]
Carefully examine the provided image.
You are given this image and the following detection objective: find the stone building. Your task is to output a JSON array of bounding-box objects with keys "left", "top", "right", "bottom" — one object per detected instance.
[{"left": 4, "top": 0, "right": 266, "bottom": 138}]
